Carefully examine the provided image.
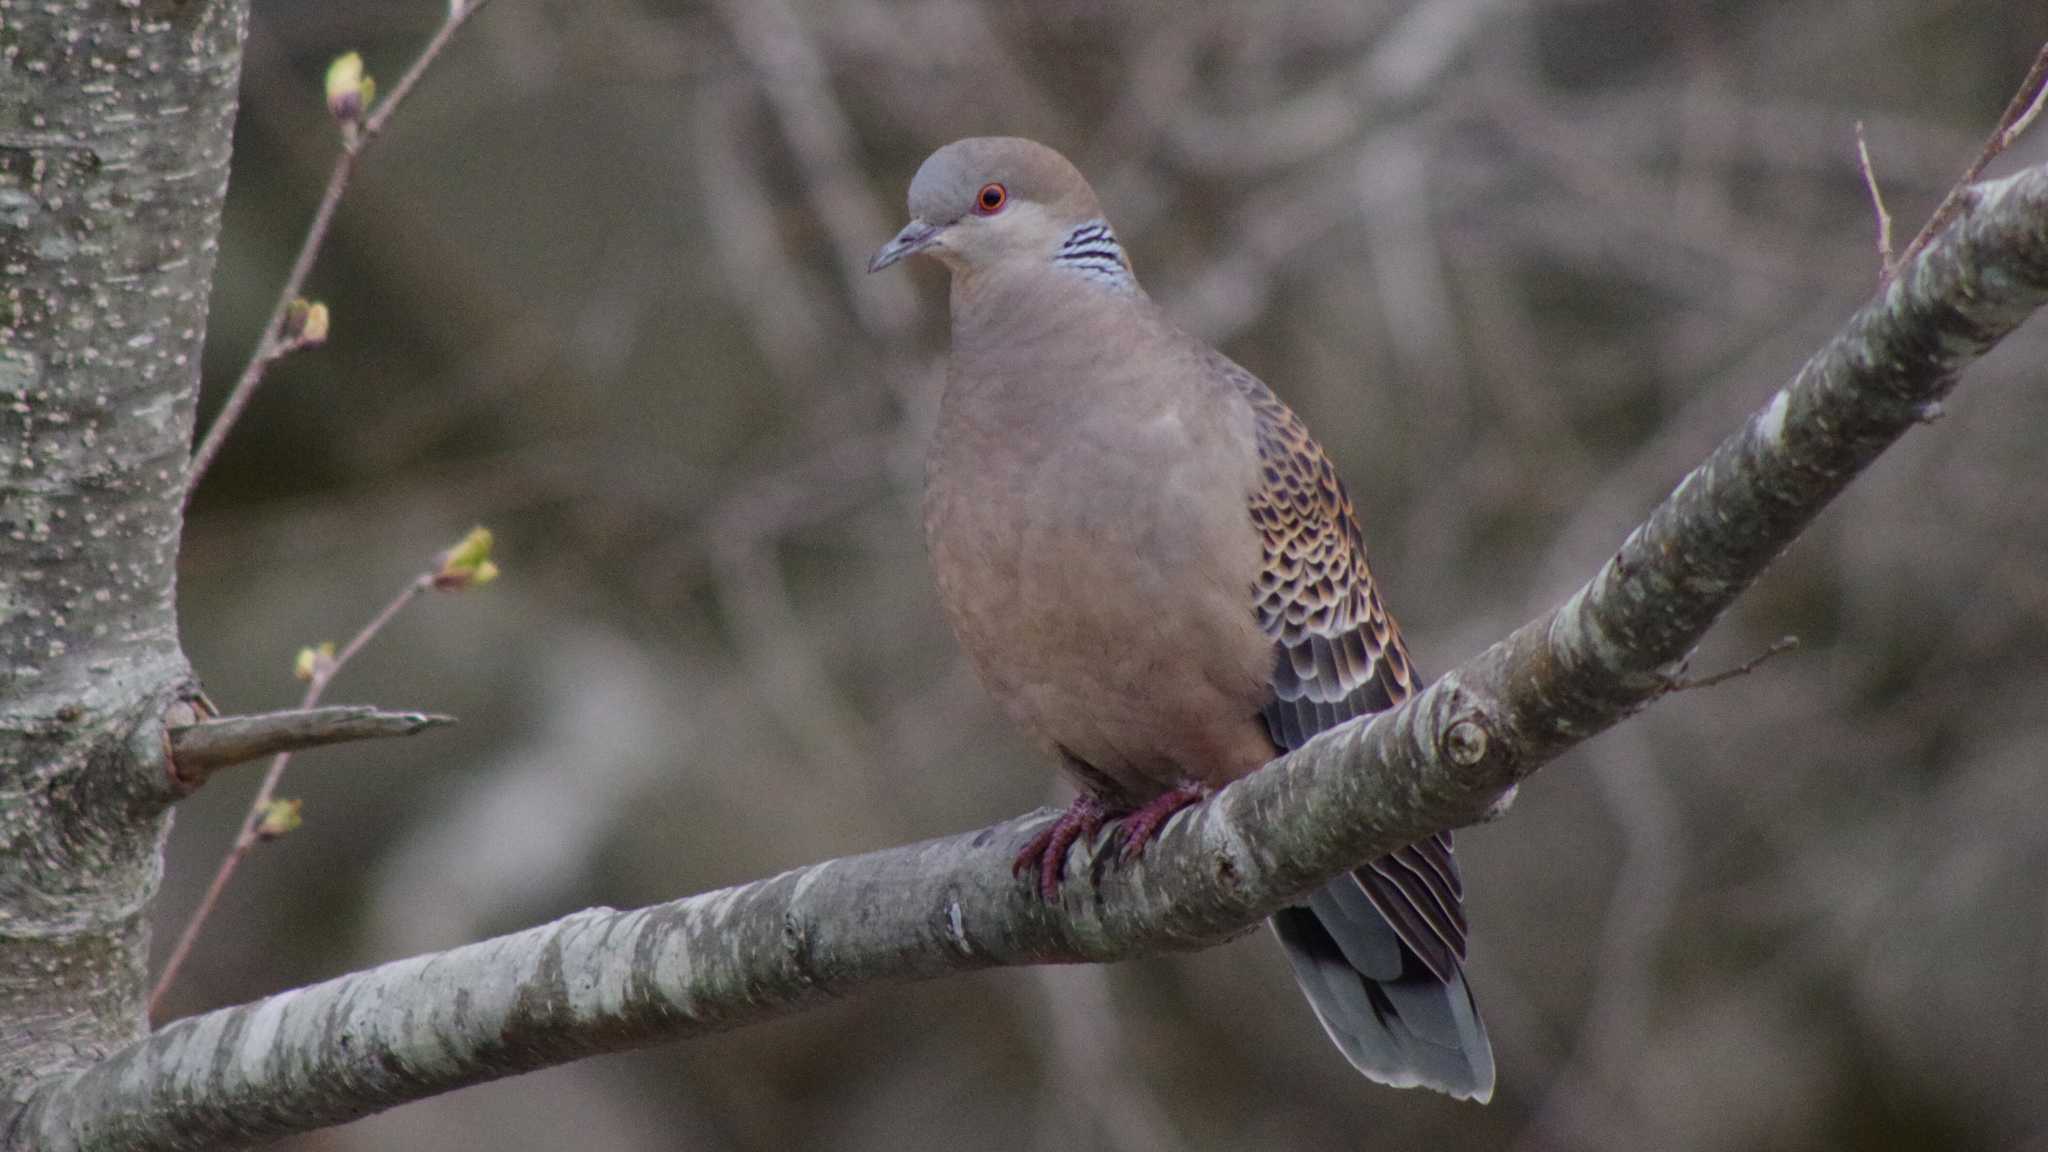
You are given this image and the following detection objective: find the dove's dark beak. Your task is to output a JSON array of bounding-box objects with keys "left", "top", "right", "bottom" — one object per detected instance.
[{"left": 868, "top": 218, "right": 941, "bottom": 273}]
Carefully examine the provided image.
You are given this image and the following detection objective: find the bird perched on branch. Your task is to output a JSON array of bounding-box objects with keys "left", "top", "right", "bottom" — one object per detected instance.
[{"left": 870, "top": 136, "right": 1493, "bottom": 1101}]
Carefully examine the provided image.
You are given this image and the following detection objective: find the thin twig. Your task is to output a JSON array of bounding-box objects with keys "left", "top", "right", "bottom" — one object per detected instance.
[
  {"left": 2000, "top": 65, "right": 2048, "bottom": 153},
  {"left": 168, "top": 706, "right": 454, "bottom": 790},
  {"left": 1891, "top": 41, "right": 2048, "bottom": 278},
  {"left": 1658, "top": 635, "right": 1801, "bottom": 695},
  {"left": 1854, "top": 121, "right": 1895, "bottom": 275},
  {"left": 149, "top": 574, "right": 434, "bottom": 1018},
  {"left": 183, "top": 0, "right": 498, "bottom": 500}
]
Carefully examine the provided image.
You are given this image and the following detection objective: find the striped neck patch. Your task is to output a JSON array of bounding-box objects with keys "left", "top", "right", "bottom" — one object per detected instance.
[{"left": 1053, "top": 220, "right": 1136, "bottom": 291}]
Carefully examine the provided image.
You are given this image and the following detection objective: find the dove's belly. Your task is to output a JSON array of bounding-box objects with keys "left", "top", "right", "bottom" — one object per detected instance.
[{"left": 923, "top": 374, "right": 1276, "bottom": 799}]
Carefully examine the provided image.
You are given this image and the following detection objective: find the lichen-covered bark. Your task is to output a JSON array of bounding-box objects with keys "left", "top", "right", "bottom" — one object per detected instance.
[
  {"left": 0, "top": 0, "right": 246, "bottom": 1114},
  {"left": 8, "top": 164, "right": 2048, "bottom": 1152}
]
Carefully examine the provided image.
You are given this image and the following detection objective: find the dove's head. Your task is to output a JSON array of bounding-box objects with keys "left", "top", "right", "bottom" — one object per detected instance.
[{"left": 869, "top": 137, "right": 1123, "bottom": 282}]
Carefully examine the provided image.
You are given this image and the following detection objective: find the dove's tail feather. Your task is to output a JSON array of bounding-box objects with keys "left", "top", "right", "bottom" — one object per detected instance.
[{"left": 1269, "top": 872, "right": 1495, "bottom": 1102}]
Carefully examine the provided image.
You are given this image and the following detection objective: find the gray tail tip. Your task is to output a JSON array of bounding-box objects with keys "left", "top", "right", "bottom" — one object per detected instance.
[{"left": 1269, "top": 906, "right": 1497, "bottom": 1103}]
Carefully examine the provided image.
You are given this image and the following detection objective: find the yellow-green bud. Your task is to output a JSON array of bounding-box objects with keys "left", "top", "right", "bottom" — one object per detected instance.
[
  {"left": 256, "top": 798, "right": 304, "bottom": 841},
  {"left": 299, "top": 302, "right": 330, "bottom": 347},
  {"left": 283, "top": 298, "right": 330, "bottom": 347},
  {"left": 325, "top": 52, "right": 372, "bottom": 124},
  {"left": 293, "top": 641, "right": 336, "bottom": 682},
  {"left": 434, "top": 526, "right": 499, "bottom": 590}
]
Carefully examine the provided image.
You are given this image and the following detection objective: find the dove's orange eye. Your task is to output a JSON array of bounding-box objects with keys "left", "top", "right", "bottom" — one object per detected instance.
[{"left": 974, "top": 182, "right": 1008, "bottom": 215}]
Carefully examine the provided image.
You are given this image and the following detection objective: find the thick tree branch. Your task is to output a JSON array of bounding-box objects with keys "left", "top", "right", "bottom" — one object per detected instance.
[
  {"left": 167, "top": 707, "right": 454, "bottom": 789},
  {"left": 10, "top": 163, "right": 2048, "bottom": 1152}
]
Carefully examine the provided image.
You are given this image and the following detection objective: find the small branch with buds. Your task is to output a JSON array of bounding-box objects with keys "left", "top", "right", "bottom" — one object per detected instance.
[
  {"left": 184, "top": 0, "right": 498, "bottom": 499},
  {"left": 168, "top": 706, "right": 455, "bottom": 791},
  {"left": 150, "top": 528, "right": 502, "bottom": 1017}
]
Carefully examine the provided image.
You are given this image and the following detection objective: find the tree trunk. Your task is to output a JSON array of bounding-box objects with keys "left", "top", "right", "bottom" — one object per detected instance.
[{"left": 1, "top": 0, "right": 247, "bottom": 1108}]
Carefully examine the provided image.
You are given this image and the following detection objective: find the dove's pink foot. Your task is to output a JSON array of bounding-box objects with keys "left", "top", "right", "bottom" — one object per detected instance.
[
  {"left": 1015, "top": 794, "right": 1109, "bottom": 901},
  {"left": 1115, "top": 781, "right": 1207, "bottom": 862}
]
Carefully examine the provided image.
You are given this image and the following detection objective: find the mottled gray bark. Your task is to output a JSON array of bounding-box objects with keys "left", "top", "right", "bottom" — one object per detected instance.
[
  {"left": 0, "top": 0, "right": 246, "bottom": 1119},
  {"left": 6, "top": 160, "right": 2045, "bottom": 1151}
]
